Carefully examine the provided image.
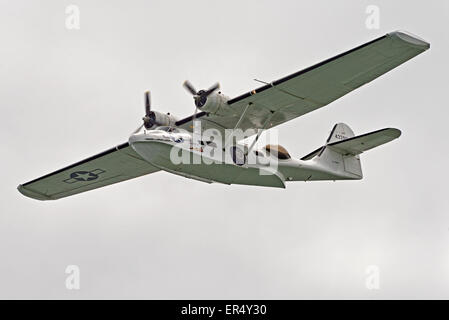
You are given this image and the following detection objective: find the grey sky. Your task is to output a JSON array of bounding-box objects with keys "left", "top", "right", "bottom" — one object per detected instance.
[{"left": 1, "top": 0, "right": 448, "bottom": 299}]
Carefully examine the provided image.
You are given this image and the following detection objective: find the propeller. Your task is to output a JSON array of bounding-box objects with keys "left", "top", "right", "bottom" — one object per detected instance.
[
  {"left": 183, "top": 80, "right": 220, "bottom": 108},
  {"left": 142, "top": 90, "right": 154, "bottom": 129},
  {"left": 132, "top": 90, "right": 155, "bottom": 134}
]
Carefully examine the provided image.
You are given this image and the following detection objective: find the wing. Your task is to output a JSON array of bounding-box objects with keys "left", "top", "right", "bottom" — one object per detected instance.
[
  {"left": 176, "top": 31, "right": 429, "bottom": 134},
  {"left": 18, "top": 142, "right": 159, "bottom": 201}
]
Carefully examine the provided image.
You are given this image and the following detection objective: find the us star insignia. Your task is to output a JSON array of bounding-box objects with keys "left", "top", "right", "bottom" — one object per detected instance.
[{"left": 63, "top": 169, "right": 105, "bottom": 184}]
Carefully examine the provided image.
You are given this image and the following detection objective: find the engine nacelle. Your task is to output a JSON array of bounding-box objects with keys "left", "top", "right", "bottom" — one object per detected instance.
[
  {"left": 149, "top": 111, "right": 178, "bottom": 128},
  {"left": 198, "top": 92, "right": 230, "bottom": 115}
]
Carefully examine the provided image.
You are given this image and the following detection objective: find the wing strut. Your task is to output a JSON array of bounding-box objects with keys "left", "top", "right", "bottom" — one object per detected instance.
[
  {"left": 246, "top": 109, "right": 276, "bottom": 154},
  {"left": 223, "top": 102, "right": 253, "bottom": 149}
]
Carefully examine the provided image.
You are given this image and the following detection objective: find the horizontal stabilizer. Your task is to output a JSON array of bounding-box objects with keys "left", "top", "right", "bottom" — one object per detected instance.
[
  {"left": 327, "top": 128, "right": 401, "bottom": 156},
  {"left": 301, "top": 127, "right": 401, "bottom": 160}
]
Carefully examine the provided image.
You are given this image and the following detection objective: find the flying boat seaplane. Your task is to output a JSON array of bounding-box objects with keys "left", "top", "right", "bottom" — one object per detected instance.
[{"left": 18, "top": 31, "right": 429, "bottom": 200}]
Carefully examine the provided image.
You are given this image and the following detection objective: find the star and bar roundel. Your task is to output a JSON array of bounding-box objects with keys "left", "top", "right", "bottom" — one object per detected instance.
[{"left": 63, "top": 169, "right": 105, "bottom": 184}]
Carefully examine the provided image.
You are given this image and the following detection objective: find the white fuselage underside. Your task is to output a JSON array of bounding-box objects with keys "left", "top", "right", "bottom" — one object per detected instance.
[{"left": 128, "top": 130, "right": 360, "bottom": 188}]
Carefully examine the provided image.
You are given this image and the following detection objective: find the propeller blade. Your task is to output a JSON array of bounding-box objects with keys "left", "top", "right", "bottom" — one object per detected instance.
[
  {"left": 183, "top": 80, "right": 197, "bottom": 95},
  {"left": 145, "top": 91, "right": 151, "bottom": 116},
  {"left": 204, "top": 82, "right": 220, "bottom": 96}
]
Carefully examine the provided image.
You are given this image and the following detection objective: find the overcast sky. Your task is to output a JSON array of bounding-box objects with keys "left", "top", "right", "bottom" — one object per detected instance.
[{"left": 1, "top": 0, "right": 448, "bottom": 299}]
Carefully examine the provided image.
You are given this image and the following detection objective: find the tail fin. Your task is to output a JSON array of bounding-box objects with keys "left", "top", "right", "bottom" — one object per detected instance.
[
  {"left": 301, "top": 123, "right": 401, "bottom": 179},
  {"left": 326, "top": 123, "right": 355, "bottom": 144}
]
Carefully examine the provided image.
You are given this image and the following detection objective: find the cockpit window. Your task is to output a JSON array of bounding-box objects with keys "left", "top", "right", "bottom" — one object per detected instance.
[{"left": 264, "top": 144, "right": 291, "bottom": 160}]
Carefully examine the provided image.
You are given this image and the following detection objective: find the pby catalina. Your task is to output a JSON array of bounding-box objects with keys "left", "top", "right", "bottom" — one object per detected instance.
[{"left": 18, "top": 31, "right": 429, "bottom": 200}]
